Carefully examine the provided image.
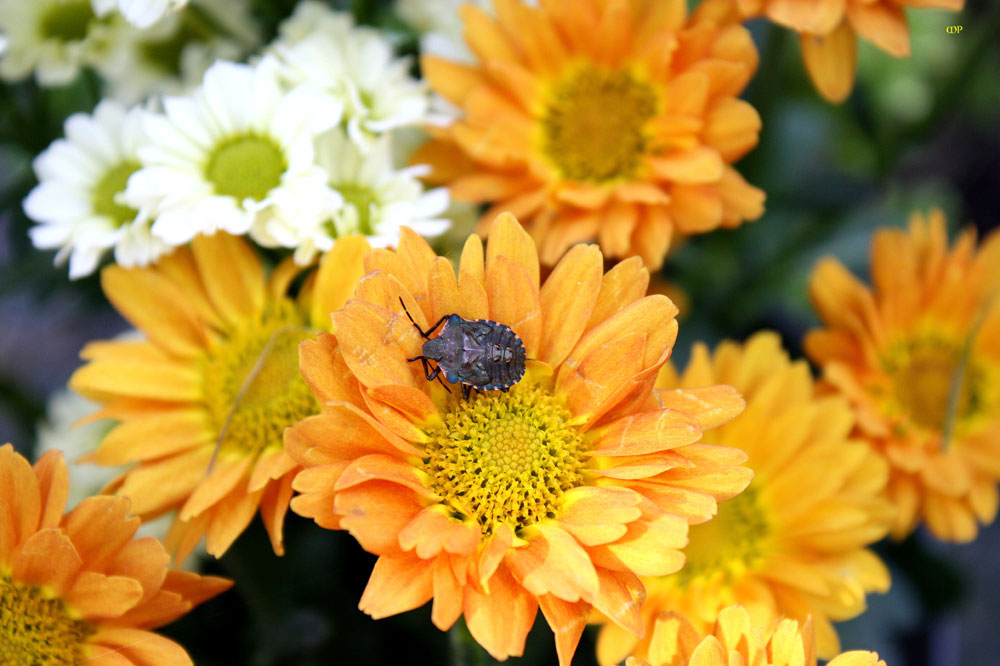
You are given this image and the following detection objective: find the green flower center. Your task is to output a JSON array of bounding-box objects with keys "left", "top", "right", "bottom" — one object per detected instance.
[
  {"left": 882, "top": 334, "right": 987, "bottom": 433},
  {"left": 201, "top": 303, "right": 318, "bottom": 458},
  {"left": 337, "top": 184, "right": 379, "bottom": 235},
  {"left": 205, "top": 134, "right": 286, "bottom": 202},
  {"left": 0, "top": 574, "right": 94, "bottom": 665},
  {"left": 541, "top": 66, "right": 658, "bottom": 183},
  {"left": 92, "top": 161, "right": 141, "bottom": 227},
  {"left": 675, "top": 485, "right": 769, "bottom": 585},
  {"left": 422, "top": 384, "right": 586, "bottom": 533},
  {"left": 40, "top": 0, "right": 95, "bottom": 42},
  {"left": 140, "top": 25, "right": 198, "bottom": 77}
]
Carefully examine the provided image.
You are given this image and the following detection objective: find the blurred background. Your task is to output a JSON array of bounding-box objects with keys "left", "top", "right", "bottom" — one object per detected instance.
[{"left": 1, "top": 0, "right": 998, "bottom": 664}]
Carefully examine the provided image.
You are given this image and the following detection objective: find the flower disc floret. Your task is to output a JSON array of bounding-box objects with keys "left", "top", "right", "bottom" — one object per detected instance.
[{"left": 0, "top": 575, "right": 94, "bottom": 665}]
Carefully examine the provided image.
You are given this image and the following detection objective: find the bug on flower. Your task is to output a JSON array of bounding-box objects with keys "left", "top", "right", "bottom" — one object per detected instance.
[{"left": 400, "top": 298, "right": 527, "bottom": 400}]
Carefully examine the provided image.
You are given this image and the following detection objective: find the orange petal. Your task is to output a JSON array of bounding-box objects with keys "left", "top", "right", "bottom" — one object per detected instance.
[
  {"left": 600, "top": 201, "right": 640, "bottom": 259},
  {"left": 298, "top": 333, "right": 363, "bottom": 406},
  {"left": 332, "top": 299, "right": 423, "bottom": 390},
  {"left": 767, "top": 0, "right": 846, "bottom": 34},
  {"left": 431, "top": 554, "right": 465, "bottom": 630},
  {"left": 247, "top": 448, "right": 297, "bottom": 493},
  {"left": 203, "top": 482, "right": 263, "bottom": 557},
  {"left": 558, "top": 329, "right": 645, "bottom": 425},
  {"left": 655, "top": 385, "right": 745, "bottom": 430},
  {"left": 105, "top": 536, "right": 169, "bottom": 604},
  {"left": 505, "top": 524, "right": 598, "bottom": 603},
  {"left": 464, "top": 564, "right": 538, "bottom": 661},
  {"left": 586, "top": 257, "right": 650, "bottom": 330},
  {"left": 310, "top": 235, "right": 371, "bottom": 328},
  {"left": 461, "top": 2, "right": 519, "bottom": 62},
  {"left": 114, "top": 449, "right": 212, "bottom": 516},
  {"left": 703, "top": 98, "right": 761, "bottom": 162},
  {"left": 650, "top": 147, "right": 725, "bottom": 184},
  {"left": 399, "top": 507, "right": 480, "bottom": 559},
  {"left": 63, "top": 495, "right": 138, "bottom": 570},
  {"left": 669, "top": 184, "right": 723, "bottom": 232},
  {"left": 538, "top": 594, "right": 589, "bottom": 666},
  {"left": 178, "top": 456, "right": 252, "bottom": 521},
  {"left": 478, "top": 523, "right": 514, "bottom": 588},
  {"left": 801, "top": 20, "right": 857, "bottom": 103},
  {"left": 558, "top": 486, "right": 643, "bottom": 546},
  {"left": 190, "top": 232, "right": 264, "bottom": 329},
  {"left": 64, "top": 571, "right": 145, "bottom": 619},
  {"left": 422, "top": 55, "right": 483, "bottom": 106},
  {"left": 70, "top": 352, "right": 202, "bottom": 403},
  {"left": 335, "top": 481, "right": 424, "bottom": 555},
  {"left": 334, "top": 453, "right": 429, "bottom": 496},
  {"left": 601, "top": 513, "right": 688, "bottom": 577},
  {"left": 32, "top": 450, "right": 68, "bottom": 530},
  {"left": 89, "top": 409, "right": 213, "bottom": 466},
  {"left": 485, "top": 211, "right": 541, "bottom": 294},
  {"left": 88, "top": 628, "right": 193, "bottom": 666},
  {"left": 538, "top": 244, "right": 604, "bottom": 367},
  {"left": 486, "top": 254, "right": 543, "bottom": 357},
  {"left": 101, "top": 265, "right": 209, "bottom": 358},
  {"left": 593, "top": 569, "right": 645, "bottom": 637},
  {"left": 258, "top": 473, "right": 295, "bottom": 556},
  {"left": 359, "top": 553, "right": 435, "bottom": 619},
  {"left": 591, "top": 408, "right": 704, "bottom": 457},
  {"left": 11, "top": 528, "right": 81, "bottom": 595},
  {"left": 846, "top": 2, "right": 909, "bottom": 57}
]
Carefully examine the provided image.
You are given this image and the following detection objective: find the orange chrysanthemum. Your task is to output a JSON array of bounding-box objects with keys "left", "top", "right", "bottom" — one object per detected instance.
[
  {"left": 286, "top": 213, "right": 752, "bottom": 664},
  {"left": 807, "top": 209, "right": 1000, "bottom": 542},
  {"left": 0, "top": 444, "right": 230, "bottom": 666},
  {"left": 415, "top": 0, "right": 765, "bottom": 269},
  {"left": 597, "top": 333, "right": 893, "bottom": 664},
  {"left": 698, "top": 0, "right": 964, "bottom": 102},
  {"left": 626, "top": 604, "right": 885, "bottom": 666},
  {"left": 69, "top": 233, "right": 370, "bottom": 560}
]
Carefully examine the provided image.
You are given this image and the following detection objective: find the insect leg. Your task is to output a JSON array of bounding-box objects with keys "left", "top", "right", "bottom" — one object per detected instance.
[
  {"left": 462, "top": 383, "right": 471, "bottom": 400},
  {"left": 398, "top": 297, "right": 450, "bottom": 339},
  {"left": 407, "top": 354, "right": 453, "bottom": 394}
]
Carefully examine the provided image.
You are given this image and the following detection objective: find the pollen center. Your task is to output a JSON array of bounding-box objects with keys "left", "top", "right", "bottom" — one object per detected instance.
[
  {"left": 883, "top": 335, "right": 986, "bottom": 432},
  {"left": 541, "top": 66, "right": 658, "bottom": 183},
  {"left": 422, "top": 385, "right": 586, "bottom": 533},
  {"left": 205, "top": 134, "right": 287, "bottom": 202},
  {"left": 676, "top": 485, "right": 769, "bottom": 585},
  {"left": 0, "top": 575, "right": 94, "bottom": 665},
  {"left": 40, "top": 0, "right": 95, "bottom": 42},
  {"left": 201, "top": 302, "right": 318, "bottom": 457},
  {"left": 336, "top": 184, "right": 379, "bottom": 235},
  {"left": 93, "top": 161, "right": 141, "bottom": 227}
]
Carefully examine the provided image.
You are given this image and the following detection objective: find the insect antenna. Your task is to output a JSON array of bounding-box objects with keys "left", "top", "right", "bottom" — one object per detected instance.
[{"left": 205, "top": 324, "right": 320, "bottom": 478}]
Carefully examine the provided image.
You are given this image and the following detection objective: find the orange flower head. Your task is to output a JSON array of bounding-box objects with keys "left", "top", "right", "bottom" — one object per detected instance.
[
  {"left": 807, "top": 209, "right": 1000, "bottom": 542},
  {"left": 69, "top": 233, "right": 371, "bottom": 560},
  {"left": 0, "top": 444, "right": 231, "bottom": 666},
  {"left": 597, "top": 332, "right": 894, "bottom": 664},
  {"left": 703, "top": 0, "right": 965, "bottom": 102},
  {"left": 416, "top": 0, "right": 765, "bottom": 269},
  {"left": 626, "top": 604, "right": 885, "bottom": 666},
  {"left": 286, "top": 213, "right": 752, "bottom": 665}
]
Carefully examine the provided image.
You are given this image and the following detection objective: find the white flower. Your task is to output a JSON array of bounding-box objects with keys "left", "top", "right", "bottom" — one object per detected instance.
[
  {"left": 24, "top": 100, "right": 169, "bottom": 278},
  {"left": 395, "top": 0, "right": 491, "bottom": 63},
  {"left": 92, "top": 0, "right": 189, "bottom": 29},
  {"left": 124, "top": 57, "right": 344, "bottom": 248},
  {"left": 36, "top": 385, "right": 202, "bottom": 566},
  {"left": 97, "top": 0, "right": 261, "bottom": 104},
  {"left": 267, "top": 127, "right": 449, "bottom": 265},
  {"left": 270, "top": 2, "right": 430, "bottom": 149},
  {"left": 0, "top": 0, "right": 115, "bottom": 85}
]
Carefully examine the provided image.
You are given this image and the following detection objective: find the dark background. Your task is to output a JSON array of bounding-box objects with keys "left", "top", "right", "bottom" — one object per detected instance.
[{"left": 1, "top": 0, "right": 998, "bottom": 663}]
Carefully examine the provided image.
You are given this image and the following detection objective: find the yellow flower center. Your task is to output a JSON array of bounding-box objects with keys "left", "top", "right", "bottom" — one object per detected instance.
[
  {"left": 205, "top": 134, "right": 287, "bottom": 202},
  {"left": 40, "top": 0, "right": 95, "bottom": 42},
  {"left": 422, "top": 384, "right": 585, "bottom": 533},
  {"left": 0, "top": 575, "right": 94, "bottom": 665},
  {"left": 92, "top": 161, "right": 141, "bottom": 227},
  {"left": 675, "top": 485, "right": 769, "bottom": 585},
  {"left": 883, "top": 335, "right": 986, "bottom": 432},
  {"left": 541, "top": 66, "right": 658, "bottom": 183},
  {"left": 202, "top": 303, "right": 318, "bottom": 458}
]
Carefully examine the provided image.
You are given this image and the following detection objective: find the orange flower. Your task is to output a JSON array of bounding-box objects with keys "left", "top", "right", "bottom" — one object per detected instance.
[
  {"left": 807, "top": 209, "right": 1000, "bottom": 542},
  {"left": 0, "top": 444, "right": 230, "bottom": 665},
  {"left": 626, "top": 604, "right": 885, "bottom": 666},
  {"left": 69, "top": 233, "right": 370, "bottom": 560},
  {"left": 415, "top": 0, "right": 765, "bottom": 269},
  {"left": 701, "top": 0, "right": 965, "bottom": 102},
  {"left": 286, "top": 213, "right": 752, "bottom": 664},
  {"left": 596, "top": 332, "right": 893, "bottom": 663}
]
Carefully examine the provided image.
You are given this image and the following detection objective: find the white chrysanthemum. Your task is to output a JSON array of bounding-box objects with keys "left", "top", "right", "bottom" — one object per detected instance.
[
  {"left": 0, "top": 0, "right": 114, "bottom": 85},
  {"left": 92, "top": 0, "right": 189, "bottom": 29},
  {"left": 124, "top": 57, "right": 344, "bottom": 248},
  {"left": 271, "top": 2, "right": 429, "bottom": 148},
  {"left": 36, "top": 385, "right": 202, "bottom": 566},
  {"left": 97, "top": 0, "right": 261, "bottom": 104},
  {"left": 257, "top": 128, "right": 449, "bottom": 265},
  {"left": 24, "top": 100, "right": 169, "bottom": 278}
]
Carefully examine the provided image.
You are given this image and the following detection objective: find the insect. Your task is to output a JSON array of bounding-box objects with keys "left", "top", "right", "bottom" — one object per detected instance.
[{"left": 400, "top": 298, "right": 527, "bottom": 400}]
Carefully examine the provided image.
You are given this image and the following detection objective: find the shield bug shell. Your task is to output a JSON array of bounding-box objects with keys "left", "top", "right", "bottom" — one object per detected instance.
[{"left": 400, "top": 298, "right": 527, "bottom": 400}]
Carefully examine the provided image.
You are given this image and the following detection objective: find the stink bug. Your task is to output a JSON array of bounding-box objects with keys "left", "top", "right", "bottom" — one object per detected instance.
[{"left": 400, "top": 298, "right": 527, "bottom": 400}]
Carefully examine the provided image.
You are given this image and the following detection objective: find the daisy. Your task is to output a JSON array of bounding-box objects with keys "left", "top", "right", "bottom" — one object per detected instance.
[
  {"left": 123, "top": 56, "right": 343, "bottom": 251},
  {"left": 69, "top": 232, "right": 372, "bottom": 560},
  {"left": 627, "top": 605, "right": 885, "bottom": 666},
  {"left": 270, "top": 2, "right": 430, "bottom": 148},
  {"left": 0, "top": 444, "right": 230, "bottom": 665},
  {"left": 413, "top": 0, "right": 765, "bottom": 269},
  {"left": 807, "top": 209, "right": 1000, "bottom": 541},
  {"left": 0, "top": 0, "right": 113, "bottom": 85},
  {"left": 597, "top": 332, "right": 894, "bottom": 663},
  {"left": 92, "top": 0, "right": 190, "bottom": 29},
  {"left": 286, "top": 213, "right": 752, "bottom": 665},
  {"left": 258, "top": 127, "right": 449, "bottom": 265},
  {"left": 24, "top": 99, "right": 169, "bottom": 279},
  {"left": 97, "top": 0, "right": 261, "bottom": 105}
]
